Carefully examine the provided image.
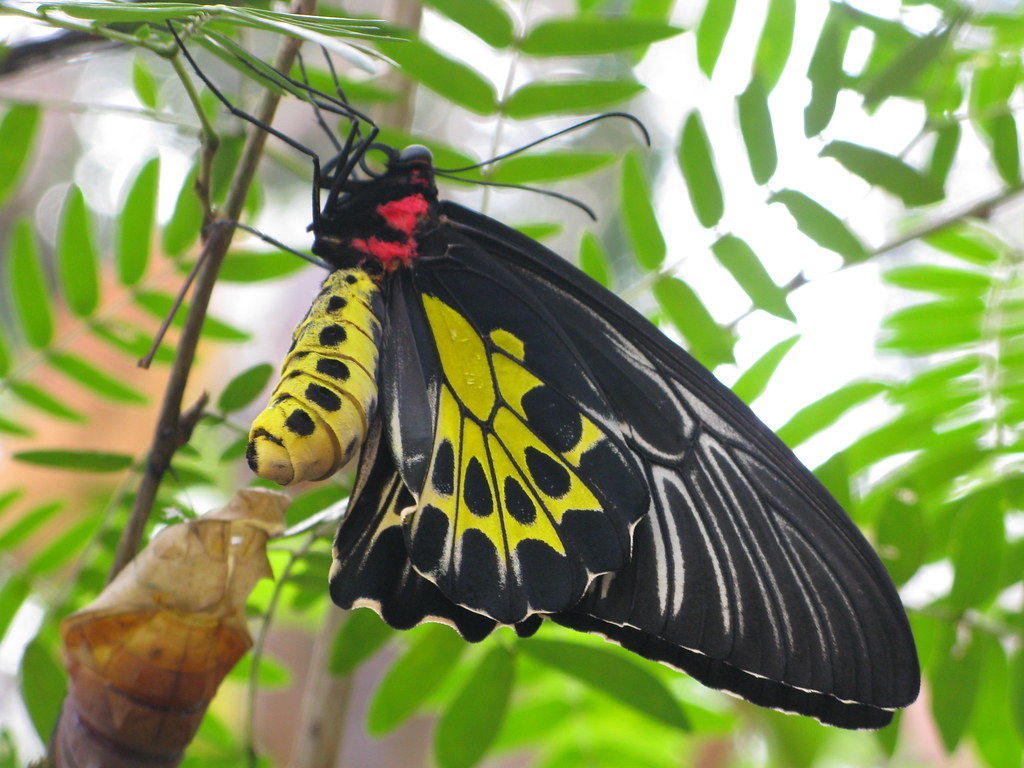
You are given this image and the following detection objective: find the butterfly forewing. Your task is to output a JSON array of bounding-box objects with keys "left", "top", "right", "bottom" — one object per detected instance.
[{"left": 440, "top": 202, "right": 919, "bottom": 725}]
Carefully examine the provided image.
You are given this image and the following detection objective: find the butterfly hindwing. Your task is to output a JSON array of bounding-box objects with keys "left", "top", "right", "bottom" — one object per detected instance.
[
  {"left": 378, "top": 260, "right": 649, "bottom": 624},
  {"left": 329, "top": 417, "right": 500, "bottom": 642}
]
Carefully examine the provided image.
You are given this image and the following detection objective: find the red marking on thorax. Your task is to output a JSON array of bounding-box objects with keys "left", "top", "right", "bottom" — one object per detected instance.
[
  {"left": 377, "top": 195, "right": 429, "bottom": 236},
  {"left": 351, "top": 237, "right": 416, "bottom": 267}
]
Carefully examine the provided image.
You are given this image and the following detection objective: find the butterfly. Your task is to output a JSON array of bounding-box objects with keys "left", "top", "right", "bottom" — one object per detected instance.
[{"left": 203, "top": 46, "right": 920, "bottom": 727}]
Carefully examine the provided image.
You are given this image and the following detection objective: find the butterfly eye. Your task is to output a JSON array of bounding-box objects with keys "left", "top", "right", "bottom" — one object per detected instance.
[{"left": 398, "top": 144, "right": 433, "bottom": 165}]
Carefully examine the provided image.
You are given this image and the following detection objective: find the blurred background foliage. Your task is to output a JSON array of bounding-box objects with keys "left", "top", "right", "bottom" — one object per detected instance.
[{"left": 0, "top": 0, "right": 1022, "bottom": 766}]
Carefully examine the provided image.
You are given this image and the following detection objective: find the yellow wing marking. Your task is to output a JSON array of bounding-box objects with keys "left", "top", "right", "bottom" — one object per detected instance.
[
  {"left": 492, "top": 407, "right": 601, "bottom": 522},
  {"left": 414, "top": 298, "right": 607, "bottom": 567},
  {"left": 486, "top": 432, "right": 565, "bottom": 554},
  {"left": 492, "top": 353, "right": 607, "bottom": 469},
  {"left": 489, "top": 328, "right": 524, "bottom": 360},
  {"left": 422, "top": 295, "right": 495, "bottom": 422}
]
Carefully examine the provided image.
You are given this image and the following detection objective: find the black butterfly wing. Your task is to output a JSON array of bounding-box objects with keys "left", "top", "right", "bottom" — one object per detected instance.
[{"left": 433, "top": 202, "right": 920, "bottom": 727}]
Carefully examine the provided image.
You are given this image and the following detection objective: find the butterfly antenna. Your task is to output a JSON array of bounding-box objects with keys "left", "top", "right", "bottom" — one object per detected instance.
[
  {"left": 434, "top": 172, "right": 597, "bottom": 220},
  {"left": 295, "top": 51, "right": 344, "bottom": 155},
  {"left": 437, "top": 112, "right": 650, "bottom": 174}
]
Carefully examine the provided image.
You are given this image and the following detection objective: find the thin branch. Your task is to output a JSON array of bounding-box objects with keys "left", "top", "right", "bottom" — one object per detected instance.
[
  {"left": 868, "top": 182, "right": 1024, "bottom": 259},
  {"left": 107, "top": 0, "right": 316, "bottom": 582},
  {"left": 293, "top": 609, "right": 354, "bottom": 768}
]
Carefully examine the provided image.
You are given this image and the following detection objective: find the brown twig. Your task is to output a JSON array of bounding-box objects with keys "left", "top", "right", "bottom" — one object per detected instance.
[
  {"left": 868, "top": 182, "right": 1024, "bottom": 259},
  {"left": 107, "top": 0, "right": 316, "bottom": 582}
]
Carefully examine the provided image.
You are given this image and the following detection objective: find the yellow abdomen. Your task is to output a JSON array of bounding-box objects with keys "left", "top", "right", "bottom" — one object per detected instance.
[{"left": 247, "top": 269, "right": 382, "bottom": 485}]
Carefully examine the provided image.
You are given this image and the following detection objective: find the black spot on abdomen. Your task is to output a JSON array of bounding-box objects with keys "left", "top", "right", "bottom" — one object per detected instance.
[{"left": 319, "top": 324, "right": 347, "bottom": 346}]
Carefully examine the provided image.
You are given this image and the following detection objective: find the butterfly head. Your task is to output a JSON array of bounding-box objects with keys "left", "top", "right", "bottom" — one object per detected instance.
[{"left": 314, "top": 144, "right": 440, "bottom": 274}]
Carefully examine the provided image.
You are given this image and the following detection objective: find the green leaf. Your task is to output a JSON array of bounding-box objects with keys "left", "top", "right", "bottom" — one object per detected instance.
[
  {"left": 522, "top": 638, "right": 688, "bottom": 729},
  {"left": 229, "top": 653, "right": 292, "bottom": 689},
  {"left": 621, "top": 152, "right": 666, "bottom": 270},
  {"left": 819, "top": 141, "right": 944, "bottom": 207},
  {"left": 983, "top": 112, "right": 1021, "bottom": 184},
  {"left": 0, "top": 577, "right": 29, "bottom": 639},
  {"left": 504, "top": 80, "right": 644, "bottom": 119},
  {"left": 804, "top": 8, "right": 849, "bottom": 136},
  {"left": 27, "top": 514, "right": 102, "bottom": 576},
  {"left": 653, "top": 276, "right": 735, "bottom": 367},
  {"left": 519, "top": 17, "right": 683, "bottom": 56},
  {"left": 422, "top": 0, "right": 514, "bottom": 47},
  {"left": 375, "top": 37, "right": 497, "bottom": 114},
  {"left": 579, "top": 232, "right": 610, "bottom": 288},
  {"left": 769, "top": 189, "right": 866, "bottom": 262},
  {"left": 118, "top": 157, "right": 160, "bottom": 285},
  {"left": 972, "top": 634, "right": 1024, "bottom": 768},
  {"left": 861, "top": 25, "right": 952, "bottom": 108},
  {"left": 368, "top": 625, "right": 466, "bottom": 734},
  {"left": 0, "top": 331, "right": 9, "bottom": 377},
  {"left": 218, "top": 363, "right": 274, "bottom": 412},
  {"left": 880, "top": 298, "right": 984, "bottom": 354},
  {"left": 164, "top": 163, "right": 202, "bottom": 257},
  {"left": 48, "top": 351, "right": 147, "bottom": 403},
  {"left": 20, "top": 638, "right": 66, "bottom": 741},
  {"left": 13, "top": 449, "right": 134, "bottom": 472},
  {"left": 696, "top": 0, "right": 736, "bottom": 78},
  {"left": 711, "top": 235, "right": 793, "bottom": 320},
  {"left": 434, "top": 645, "right": 515, "bottom": 768},
  {"left": 43, "top": 2, "right": 214, "bottom": 21},
  {"left": 0, "top": 105, "right": 40, "bottom": 205},
  {"left": 948, "top": 488, "right": 1005, "bottom": 610},
  {"left": 8, "top": 220, "right": 53, "bottom": 349},
  {"left": 732, "top": 335, "right": 800, "bottom": 404},
  {"left": 927, "top": 123, "right": 960, "bottom": 187},
  {"left": 754, "top": 0, "right": 795, "bottom": 91},
  {"left": 515, "top": 223, "right": 561, "bottom": 241},
  {"left": 736, "top": 76, "right": 777, "bottom": 185},
  {"left": 874, "top": 492, "right": 927, "bottom": 586},
  {"left": 1011, "top": 648, "right": 1024, "bottom": 741},
  {"left": 0, "top": 501, "right": 62, "bottom": 550},
  {"left": 491, "top": 151, "right": 616, "bottom": 184},
  {"left": 0, "top": 488, "right": 23, "bottom": 517},
  {"left": 89, "top": 319, "right": 174, "bottom": 365},
  {"left": 883, "top": 265, "right": 992, "bottom": 297},
  {"left": 135, "top": 290, "right": 250, "bottom": 341},
  {"left": 678, "top": 111, "right": 724, "bottom": 228},
  {"left": 286, "top": 484, "right": 347, "bottom": 526},
  {"left": 926, "top": 224, "right": 1003, "bottom": 265},
  {"left": 56, "top": 185, "right": 99, "bottom": 317},
  {"left": 8, "top": 381, "right": 84, "bottom": 422},
  {"left": 330, "top": 609, "right": 395, "bottom": 676},
  {"left": 132, "top": 54, "right": 159, "bottom": 109},
  {"left": 776, "top": 381, "right": 887, "bottom": 448},
  {"left": 970, "top": 53, "right": 1019, "bottom": 115},
  {"left": 0, "top": 415, "right": 31, "bottom": 437},
  {"left": 218, "top": 251, "right": 309, "bottom": 282},
  {"left": 931, "top": 626, "right": 985, "bottom": 753}
]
